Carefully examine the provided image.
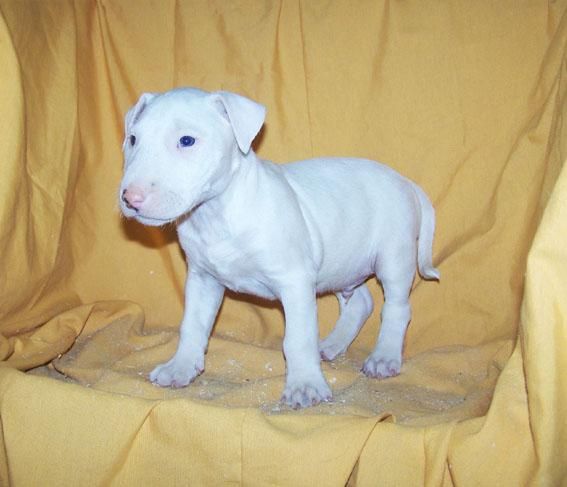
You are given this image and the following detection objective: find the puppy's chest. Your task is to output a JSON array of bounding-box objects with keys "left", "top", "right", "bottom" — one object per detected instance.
[
  {"left": 185, "top": 231, "right": 248, "bottom": 274},
  {"left": 178, "top": 220, "right": 276, "bottom": 299}
]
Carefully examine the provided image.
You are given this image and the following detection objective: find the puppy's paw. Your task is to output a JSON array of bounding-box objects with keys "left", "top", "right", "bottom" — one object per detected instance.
[
  {"left": 319, "top": 337, "right": 346, "bottom": 361},
  {"left": 362, "top": 354, "right": 401, "bottom": 379},
  {"left": 149, "top": 356, "right": 203, "bottom": 388},
  {"left": 282, "top": 376, "right": 332, "bottom": 409}
]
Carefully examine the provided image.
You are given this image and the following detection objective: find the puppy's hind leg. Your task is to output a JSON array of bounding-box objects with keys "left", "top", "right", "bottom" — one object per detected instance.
[
  {"left": 362, "top": 245, "right": 416, "bottom": 378},
  {"left": 319, "top": 284, "right": 374, "bottom": 361}
]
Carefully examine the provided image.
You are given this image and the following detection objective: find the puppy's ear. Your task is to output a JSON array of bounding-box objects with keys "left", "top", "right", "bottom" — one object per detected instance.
[
  {"left": 212, "top": 91, "right": 266, "bottom": 154},
  {"left": 123, "top": 92, "right": 157, "bottom": 149}
]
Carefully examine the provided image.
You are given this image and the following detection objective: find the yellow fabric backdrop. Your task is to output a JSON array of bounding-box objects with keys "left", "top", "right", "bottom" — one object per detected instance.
[{"left": 0, "top": 0, "right": 566, "bottom": 485}]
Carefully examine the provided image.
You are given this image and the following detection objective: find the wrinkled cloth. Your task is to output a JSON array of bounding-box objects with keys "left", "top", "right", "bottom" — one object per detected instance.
[{"left": 0, "top": 1, "right": 566, "bottom": 485}]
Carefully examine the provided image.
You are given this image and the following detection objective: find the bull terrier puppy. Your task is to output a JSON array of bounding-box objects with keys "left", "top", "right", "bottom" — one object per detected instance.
[{"left": 119, "top": 87, "right": 439, "bottom": 408}]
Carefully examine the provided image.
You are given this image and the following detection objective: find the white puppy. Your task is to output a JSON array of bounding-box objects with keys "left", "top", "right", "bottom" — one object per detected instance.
[{"left": 119, "top": 87, "right": 439, "bottom": 409}]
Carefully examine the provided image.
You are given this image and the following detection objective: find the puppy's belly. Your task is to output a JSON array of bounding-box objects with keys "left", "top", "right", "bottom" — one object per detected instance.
[
  {"left": 222, "top": 273, "right": 370, "bottom": 301},
  {"left": 211, "top": 261, "right": 372, "bottom": 301},
  {"left": 315, "top": 268, "right": 373, "bottom": 295},
  {"left": 313, "top": 247, "right": 375, "bottom": 294},
  {"left": 220, "top": 274, "right": 278, "bottom": 300}
]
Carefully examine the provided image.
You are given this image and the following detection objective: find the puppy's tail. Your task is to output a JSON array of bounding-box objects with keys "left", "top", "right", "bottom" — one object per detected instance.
[{"left": 411, "top": 182, "right": 440, "bottom": 281}]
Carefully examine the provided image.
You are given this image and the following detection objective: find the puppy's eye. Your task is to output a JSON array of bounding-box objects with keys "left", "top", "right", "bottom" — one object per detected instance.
[
  {"left": 179, "top": 135, "right": 196, "bottom": 147},
  {"left": 129, "top": 135, "right": 136, "bottom": 146}
]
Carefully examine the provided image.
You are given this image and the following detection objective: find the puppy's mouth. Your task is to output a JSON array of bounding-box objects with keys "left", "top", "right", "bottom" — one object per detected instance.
[
  {"left": 121, "top": 203, "right": 194, "bottom": 227},
  {"left": 133, "top": 214, "right": 177, "bottom": 226}
]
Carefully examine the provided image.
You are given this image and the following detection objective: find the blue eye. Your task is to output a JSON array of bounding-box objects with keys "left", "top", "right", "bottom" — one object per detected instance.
[{"left": 179, "top": 135, "right": 195, "bottom": 147}]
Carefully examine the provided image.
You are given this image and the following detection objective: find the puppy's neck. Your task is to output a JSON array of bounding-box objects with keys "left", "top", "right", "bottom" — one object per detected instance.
[
  {"left": 225, "top": 147, "right": 267, "bottom": 191},
  {"left": 189, "top": 148, "right": 268, "bottom": 219}
]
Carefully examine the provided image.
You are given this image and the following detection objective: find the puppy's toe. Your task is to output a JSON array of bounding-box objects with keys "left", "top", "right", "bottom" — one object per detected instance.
[
  {"left": 149, "top": 358, "right": 202, "bottom": 388},
  {"left": 282, "top": 377, "right": 332, "bottom": 409},
  {"left": 362, "top": 355, "right": 401, "bottom": 379}
]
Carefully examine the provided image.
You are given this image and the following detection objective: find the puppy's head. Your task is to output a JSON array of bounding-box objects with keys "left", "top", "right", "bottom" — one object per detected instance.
[{"left": 119, "top": 87, "right": 266, "bottom": 226}]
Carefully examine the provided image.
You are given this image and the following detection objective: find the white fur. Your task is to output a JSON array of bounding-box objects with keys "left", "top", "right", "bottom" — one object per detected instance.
[{"left": 119, "top": 87, "right": 439, "bottom": 409}]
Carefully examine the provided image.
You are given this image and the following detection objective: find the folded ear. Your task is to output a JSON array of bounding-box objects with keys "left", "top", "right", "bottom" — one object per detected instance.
[
  {"left": 211, "top": 91, "right": 266, "bottom": 154},
  {"left": 123, "top": 92, "right": 157, "bottom": 149}
]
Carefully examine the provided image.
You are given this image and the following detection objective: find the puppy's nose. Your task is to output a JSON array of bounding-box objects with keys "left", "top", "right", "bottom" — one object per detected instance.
[{"left": 122, "top": 187, "right": 146, "bottom": 211}]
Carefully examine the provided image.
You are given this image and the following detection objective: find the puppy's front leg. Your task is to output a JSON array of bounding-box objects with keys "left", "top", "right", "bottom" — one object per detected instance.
[
  {"left": 150, "top": 269, "right": 224, "bottom": 387},
  {"left": 280, "top": 280, "right": 332, "bottom": 408}
]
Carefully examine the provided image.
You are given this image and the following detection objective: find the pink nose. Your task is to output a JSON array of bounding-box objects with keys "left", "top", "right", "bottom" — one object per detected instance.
[{"left": 122, "top": 187, "right": 146, "bottom": 211}]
